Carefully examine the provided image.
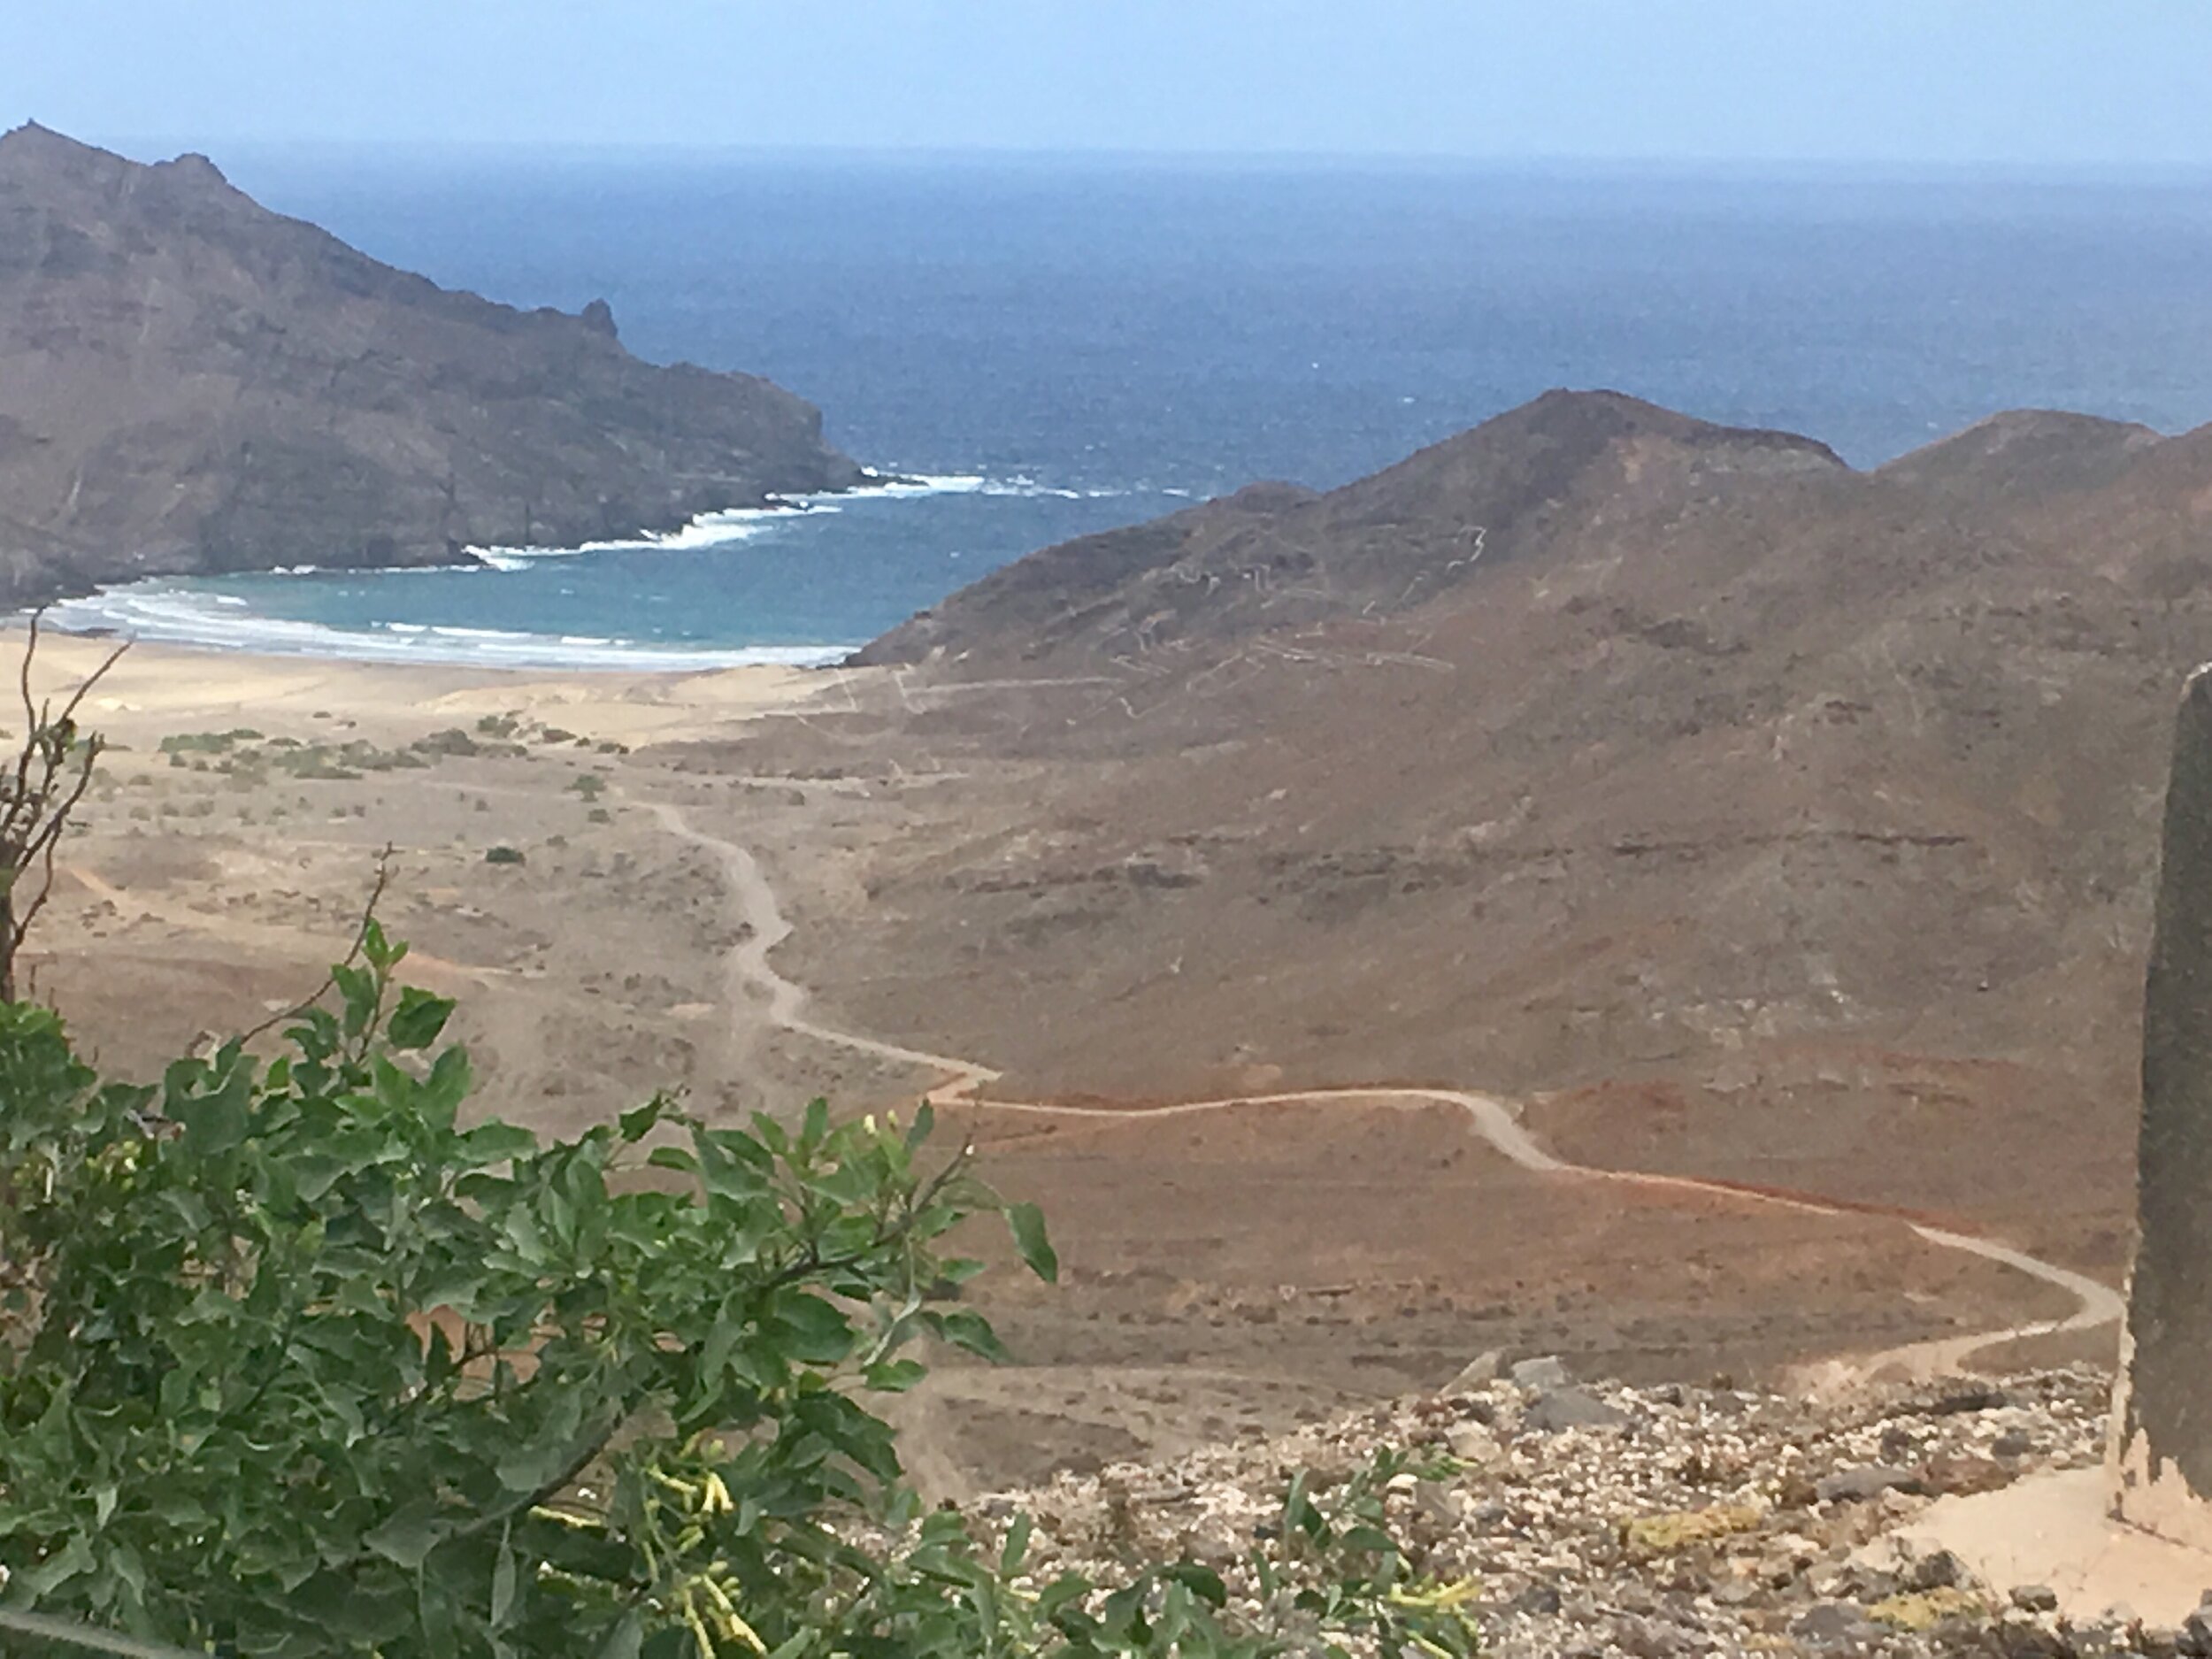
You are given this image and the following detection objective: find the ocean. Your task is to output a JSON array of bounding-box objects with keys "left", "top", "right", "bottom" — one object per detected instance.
[{"left": 50, "top": 154, "right": 2212, "bottom": 667}]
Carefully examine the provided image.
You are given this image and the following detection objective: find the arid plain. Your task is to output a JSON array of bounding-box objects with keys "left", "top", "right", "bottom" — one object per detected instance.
[{"left": 21, "top": 607, "right": 2123, "bottom": 1497}]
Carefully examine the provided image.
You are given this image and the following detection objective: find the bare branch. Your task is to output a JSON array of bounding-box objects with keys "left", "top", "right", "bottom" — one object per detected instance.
[
  {"left": 238, "top": 846, "right": 398, "bottom": 1044},
  {"left": 0, "top": 618, "right": 129, "bottom": 1001}
]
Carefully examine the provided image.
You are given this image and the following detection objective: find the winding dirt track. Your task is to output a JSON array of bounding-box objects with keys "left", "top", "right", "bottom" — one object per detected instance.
[{"left": 644, "top": 798, "right": 2124, "bottom": 1387}]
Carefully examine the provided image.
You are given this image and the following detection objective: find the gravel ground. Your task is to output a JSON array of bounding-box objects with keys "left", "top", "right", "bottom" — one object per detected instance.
[{"left": 966, "top": 1360, "right": 2189, "bottom": 1656}]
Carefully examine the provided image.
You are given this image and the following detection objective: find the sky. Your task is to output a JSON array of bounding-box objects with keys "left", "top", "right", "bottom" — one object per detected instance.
[{"left": 8, "top": 0, "right": 2212, "bottom": 168}]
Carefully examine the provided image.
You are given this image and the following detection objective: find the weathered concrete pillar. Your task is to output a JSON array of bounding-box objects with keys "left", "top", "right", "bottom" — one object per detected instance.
[{"left": 2114, "top": 665, "right": 2212, "bottom": 1547}]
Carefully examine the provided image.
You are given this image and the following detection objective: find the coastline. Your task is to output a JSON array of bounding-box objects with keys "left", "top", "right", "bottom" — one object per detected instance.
[{"left": 19, "top": 469, "right": 1001, "bottom": 673}]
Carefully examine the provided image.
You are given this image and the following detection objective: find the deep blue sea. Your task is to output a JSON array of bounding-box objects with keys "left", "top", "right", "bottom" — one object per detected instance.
[{"left": 52, "top": 154, "right": 2212, "bottom": 666}]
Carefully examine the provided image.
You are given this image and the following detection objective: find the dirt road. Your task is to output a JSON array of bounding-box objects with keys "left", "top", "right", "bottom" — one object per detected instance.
[{"left": 643, "top": 795, "right": 2123, "bottom": 1387}]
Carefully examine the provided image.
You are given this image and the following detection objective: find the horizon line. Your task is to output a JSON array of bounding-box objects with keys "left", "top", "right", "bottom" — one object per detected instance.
[{"left": 38, "top": 124, "right": 2212, "bottom": 184}]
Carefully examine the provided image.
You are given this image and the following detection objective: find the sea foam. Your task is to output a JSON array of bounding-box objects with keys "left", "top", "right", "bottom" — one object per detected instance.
[{"left": 35, "top": 468, "right": 1127, "bottom": 671}]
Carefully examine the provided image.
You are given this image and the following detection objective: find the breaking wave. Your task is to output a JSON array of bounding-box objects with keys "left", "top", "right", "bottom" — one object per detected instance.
[
  {"left": 33, "top": 467, "right": 1147, "bottom": 670},
  {"left": 463, "top": 472, "right": 1130, "bottom": 570}
]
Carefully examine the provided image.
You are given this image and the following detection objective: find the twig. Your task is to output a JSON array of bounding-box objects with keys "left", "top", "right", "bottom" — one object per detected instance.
[{"left": 238, "top": 845, "right": 397, "bottom": 1044}]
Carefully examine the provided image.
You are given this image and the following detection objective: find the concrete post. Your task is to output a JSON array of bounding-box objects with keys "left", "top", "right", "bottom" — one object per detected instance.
[{"left": 2114, "top": 665, "right": 2212, "bottom": 1547}]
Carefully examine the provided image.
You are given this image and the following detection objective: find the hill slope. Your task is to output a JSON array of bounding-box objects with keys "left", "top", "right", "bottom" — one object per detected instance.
[
  {"left": 764, "top": 390, "right": 2212, "bottom": 1281},
  {"left": 855, "top": 391, "right": 1845, "bottom": 665},
  {"left": 0, "top": 124, "right": 863, "bottom": 602}
]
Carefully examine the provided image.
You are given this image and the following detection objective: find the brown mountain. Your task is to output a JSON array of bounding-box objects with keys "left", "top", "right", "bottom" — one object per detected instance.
[
  {"left": 751, "top": 389, "right": 2212, "bottom": 1290},
  {"left": 0, "top": 124, "right": 863, "bottom": 603},
  {"left": 855, "top": 391, "right": 1845, "bottom": 666}
]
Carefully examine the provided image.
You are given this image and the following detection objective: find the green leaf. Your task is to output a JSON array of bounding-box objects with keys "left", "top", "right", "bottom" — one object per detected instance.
[
  {"left": 422, "top": 1044, "right": 474, "bottom": 1122},
  {"left": 1164, "top": 1563, "right": 1229, "bottom": 1606},
  {"left": 1005, "top": 1202, "right": 1058, "bottom": 1283},
  {"left": 999, "top": 1512, "right": 1033, "bottom": 1577},
  {"left": 863, "top": 1357, "right": 927, "bottom": 1393},
  {"left": 458, "top": 1119, "right": 536, "bottom": 1168},
  {"left": 903, "top": 1101, "right": 935, "bottom": 1152},
  {"left": 389, "top": 987, "right": 457, "bottom": 1051},
  {"left": 490, "top": 1532, "right": 518, "bottom": 1627},
  {"left": 596, "top": 1613, "right": 644, "bottom": 1659},
  {"left": 364, "top": 1502, "right": 448, "bottom": 1570},
  {"left": 334, "top": 963, "right": 377, "bottom": 1039},
  {"left": 179, "top": 1065, "right": 252, "bottom": 1158}
]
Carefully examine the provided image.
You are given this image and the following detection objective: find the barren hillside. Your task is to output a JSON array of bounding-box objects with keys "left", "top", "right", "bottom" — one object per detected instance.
[{"left": 0, "top": 124, "right": 862, "bottom": 602}]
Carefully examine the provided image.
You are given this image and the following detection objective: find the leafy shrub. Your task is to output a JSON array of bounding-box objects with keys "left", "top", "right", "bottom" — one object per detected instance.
[
  {"left": 414, "top": 728, "right": 484, "bottom": 758},
  {"left": 484, "top": 845, "right": 526, "bottom": 866},
  {"left": 0, "top": 928, "right": 1060, "bottom": 1654},
  {"left": 0, "top": 935, "right": 1477, "bottom": 1657},
  {"left": 157, "top": 728, "right": 263, "bottom": 756}
]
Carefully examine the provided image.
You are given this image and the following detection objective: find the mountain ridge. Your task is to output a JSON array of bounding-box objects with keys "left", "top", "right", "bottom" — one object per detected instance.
[{"left": 856, "top": 390, "right": 1857, "bottom": 666}]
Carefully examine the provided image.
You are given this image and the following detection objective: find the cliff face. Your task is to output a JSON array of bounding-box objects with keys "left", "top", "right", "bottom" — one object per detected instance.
[{"left": 0, "top": 124, "right": 864, "bottom": 602}]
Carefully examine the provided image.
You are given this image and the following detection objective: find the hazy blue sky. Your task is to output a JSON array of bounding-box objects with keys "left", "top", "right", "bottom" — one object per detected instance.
[{"left": 10, "top": 0, "right": 2212, "bottom": 167}]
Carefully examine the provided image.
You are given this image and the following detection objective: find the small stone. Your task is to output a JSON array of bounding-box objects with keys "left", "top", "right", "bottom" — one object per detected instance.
[
  {"left": 1923, "top": 1381, "right": 2010, "bottom": 1415},
  {"left": 1816, "top": 1464, "right": 1925, "bottom": 1503},
  {"left": 1793, "top": 1602, "right": 1883, "bottom": 1649},
  {"left": 1447, "top": 1423, "right": 1502, "bottom": 1465},
  {"left": 1509, "top": 1583, "right": 1563, "bottom": 1617},
  {"left": 1510, "top": 1355, "right": 1572, "bottom": 1390},
  {"left": 1525, "top": 1386, "right": 1628, "bottom": 1432},
  {"left": 2013, "top": 1584, "right": 2061, "bottom": 1612},
  {"left": 1444, "top": 1349, "right": 1505, "bottom": 1393},
  {"left": 1774, "top": 1472, "right": 1819, "bottom": 1509},
  {"left": 1993, "top": 1621, "right": 2078, "bottom": 1658},
  {"left": 1995, "top": 1429, "right": 2038, "bottom": 1458},
  {"left": 1906, "top": 1548, "right": 1966, "bottom": 1591},
  {"left": 1924, "top": 1452, "right": 2016, "bottom": 1495}
]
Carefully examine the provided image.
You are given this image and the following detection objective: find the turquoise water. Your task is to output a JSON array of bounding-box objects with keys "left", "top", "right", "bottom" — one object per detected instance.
[{"left": 51, "top": 156, "right": 2212, "bottom": 666}]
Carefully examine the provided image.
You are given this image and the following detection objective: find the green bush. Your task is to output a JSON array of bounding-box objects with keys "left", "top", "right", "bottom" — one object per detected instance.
[
  {"left": 484, "top": 845, "right": 526, "bottom": 866},
  {"left": 0, "top": 936, "right": 1477, "bottom": 1657}
]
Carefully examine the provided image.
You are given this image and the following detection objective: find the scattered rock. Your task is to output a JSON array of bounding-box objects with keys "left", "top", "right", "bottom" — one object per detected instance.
[
  {"left": 1991, "top": 1620, "right": 2078, "bottom": 1658},
  {"left": 2012, "top": 1584, "right": 2061, "bottom": 1612},
  {"left": 1923, "top": 1452, "right": 2014, "bottom": 1495},
  {"left": 1510, "top": 1355, "right": 1572, "bottom": 1390},
  {"left": 1444, "top": 1350, "right": 1504, "bottom": 1393},
  {"left": 968, "top": 1364, "right": 2112, "bottom": 1659},
  {"left": 1904, "top": 1548, "right": 1966, "bottom": 1591},
  {"left": 1446, "top": 1423, "right": 1502, "bottom": 1465},
  {"left": 1793, "top": 1602, "right": 1885, "bottom": 1648},
  {"left": 1525, "top": 1386, "right": 1629, "bottom": 1432},
  {"left": 1509, "top": 1583, "right": 1563, "bottom": 1617},
  {"left": 1920, "top": 1382, "right": 2011, "bottom": 1416},
  {"left": 2181, "top": 1598, "right": 2212, "bottom": 1656},
  {"left": 1816, "top": 1464, "right": 1926, "bottom": 1503}
]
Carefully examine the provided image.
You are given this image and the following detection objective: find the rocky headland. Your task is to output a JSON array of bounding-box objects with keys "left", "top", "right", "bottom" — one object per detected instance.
[{"left": 0, "top": 124, "right": 863, "bottom": 603}]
